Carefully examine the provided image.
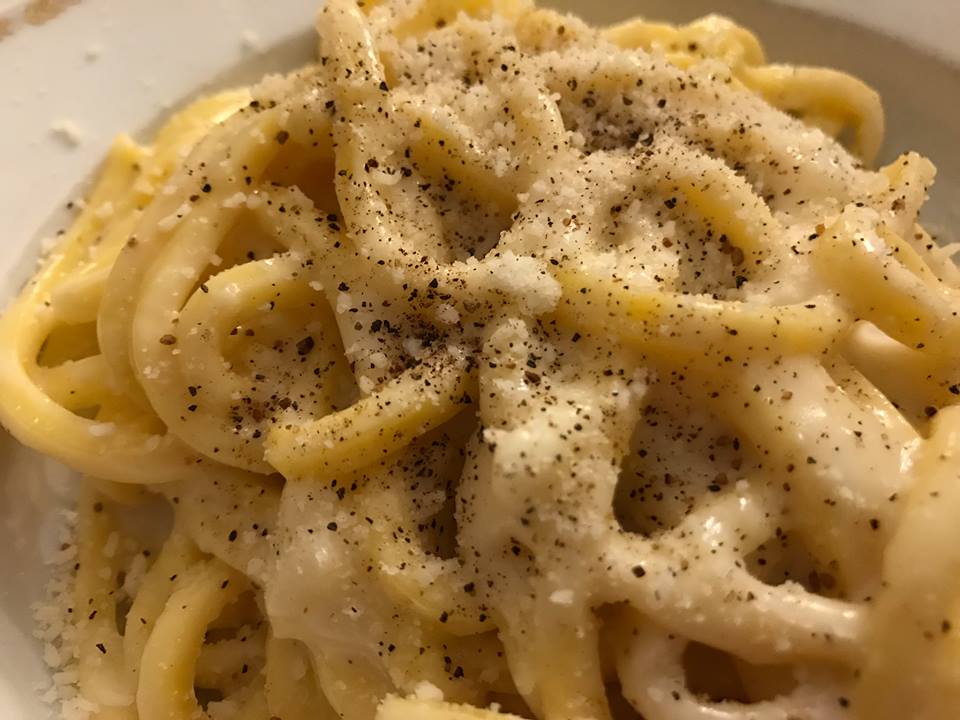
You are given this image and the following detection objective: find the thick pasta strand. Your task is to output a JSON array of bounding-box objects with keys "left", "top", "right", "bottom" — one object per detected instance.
[{"left": 854, "top": 407, "right": 960, "bottom": 719}]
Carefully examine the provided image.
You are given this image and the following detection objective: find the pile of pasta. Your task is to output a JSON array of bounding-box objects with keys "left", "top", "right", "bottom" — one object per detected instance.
[{"left": 3, "top": 0, "right": 960, "bottom": 718}]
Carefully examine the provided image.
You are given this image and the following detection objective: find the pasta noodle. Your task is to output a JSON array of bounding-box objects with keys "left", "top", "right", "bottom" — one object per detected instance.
[{"left": 2, "top": 0, "right": 958, "bottom": 718}]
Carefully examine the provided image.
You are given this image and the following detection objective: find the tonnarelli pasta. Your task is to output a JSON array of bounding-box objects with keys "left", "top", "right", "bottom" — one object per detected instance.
[{"left": 3, "top": 0, "right": 959, "bottom": 718}]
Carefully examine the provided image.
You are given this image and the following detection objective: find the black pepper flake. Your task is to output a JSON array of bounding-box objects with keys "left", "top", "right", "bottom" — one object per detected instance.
[
  {"left": 275, "top": 130, "right": 290, "bottom": 145},
  {"left": 327, "top": 521, "right": 338, "bottom": 531},
  {"left": 338, "top": 281, "right": 350, "bottom": 292},
  {"left": 296, "top": 336, "right": 315, "bottom": 356},
  {"left": 228, "top": 530, "right": 238, "bottom": 542},
  {"left": 159, "top": 334, "right": 177, "bottom": 345},
  {"left": 95, "top": 643, "right": 107, "bottom": 654},
  {"left": 632, "top": 565, "right": 646, "bottom": 578},
  {"left": 924, "top": 406, "right": 938, "bottom": 418}
]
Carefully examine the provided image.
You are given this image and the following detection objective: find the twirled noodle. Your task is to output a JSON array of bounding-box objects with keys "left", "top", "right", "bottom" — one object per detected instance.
[{"left": 2, "top": 0, "right": 958, "bottom": 718}]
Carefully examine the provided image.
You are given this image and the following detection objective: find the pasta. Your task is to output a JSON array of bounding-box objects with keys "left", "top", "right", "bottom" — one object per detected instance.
[{"left": 2, "top": 0, "right": 959, "bottom": 718}]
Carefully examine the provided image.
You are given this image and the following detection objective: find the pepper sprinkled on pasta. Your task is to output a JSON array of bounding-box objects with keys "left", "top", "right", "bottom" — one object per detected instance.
[{"left": 3, "top": 1, "right": 960, "bottom": 719}]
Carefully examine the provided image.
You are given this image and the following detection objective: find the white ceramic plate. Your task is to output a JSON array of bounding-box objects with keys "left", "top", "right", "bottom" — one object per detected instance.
[{"left": 1, "top": 1, "right": 957, "bottom": 717}]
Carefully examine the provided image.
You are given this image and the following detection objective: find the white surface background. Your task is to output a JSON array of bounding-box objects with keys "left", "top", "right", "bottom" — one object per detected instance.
[
  {"left": 777, "top": 0, "right": 958, "bottom": 63},
  {"left": 1, "top": 1, "right": 958, "bottom": 718}
]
